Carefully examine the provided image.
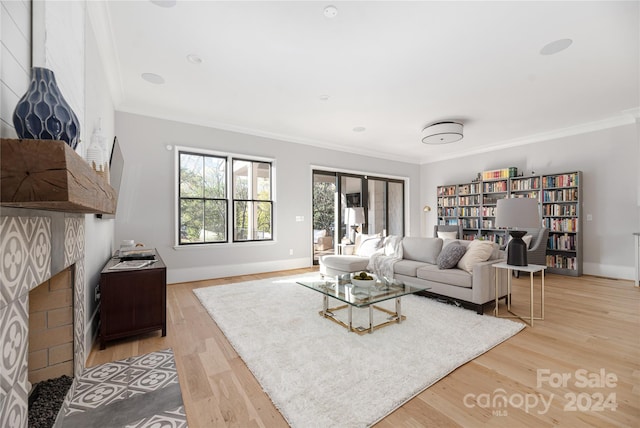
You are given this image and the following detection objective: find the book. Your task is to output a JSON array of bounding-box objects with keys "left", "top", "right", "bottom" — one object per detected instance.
[
  {"left": 109, "top": 260, "right": 156, "bottom": 270},
  {"left": 119, "top": 247, "right": 155, "bottom": 260}
]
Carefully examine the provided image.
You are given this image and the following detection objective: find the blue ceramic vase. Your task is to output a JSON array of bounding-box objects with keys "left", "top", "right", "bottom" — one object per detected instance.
[{"left": 12, "top": 67, "right": 80, "bottom": 149}]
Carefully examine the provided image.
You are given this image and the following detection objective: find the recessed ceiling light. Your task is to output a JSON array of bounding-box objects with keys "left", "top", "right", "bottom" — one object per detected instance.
[
  {"left": 540, "top": 38, "right": 573, "bottom": 56},
  {"left": 353, "top": 126, "right": 366, "bottom": 133},
  {"left": 319, "top": 95, "right": 330, "bottom": 101},
  {"left": 187, "top": 54, "right": 202, "bottom": 64},
  {"left": 141, "top": 72, "right": 165, "bottom": 84},
  {"left": 324, "top": 5, "right": 338, "bottom": 18},
  {"left": 150, "top": 0, "right": 176, "bottom": 8}
]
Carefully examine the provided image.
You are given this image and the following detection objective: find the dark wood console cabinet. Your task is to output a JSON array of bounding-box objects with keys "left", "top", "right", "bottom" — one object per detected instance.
[{"left": 99, "top": 249, "right": 166, "bottom": 349}]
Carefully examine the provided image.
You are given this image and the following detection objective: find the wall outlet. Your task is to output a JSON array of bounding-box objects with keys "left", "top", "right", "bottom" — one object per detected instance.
[
  {"left": 289, "top": 249, "right": 293, "bottom": 256},
  {"left": 586, "top": 214, "right": 593, "bottom": 221},
  {"left": 295, "top": 216, "right": 304, "bottom": 222}
]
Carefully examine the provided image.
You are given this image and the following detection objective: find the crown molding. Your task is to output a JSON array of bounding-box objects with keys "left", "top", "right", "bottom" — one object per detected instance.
[{"left": 419, "top": 112, "right": 639, "bottom": 164}]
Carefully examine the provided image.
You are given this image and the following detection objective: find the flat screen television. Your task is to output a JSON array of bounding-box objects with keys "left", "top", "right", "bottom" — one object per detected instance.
[{"left": 97, "top": 136, "right": 124, "bottom": 219}]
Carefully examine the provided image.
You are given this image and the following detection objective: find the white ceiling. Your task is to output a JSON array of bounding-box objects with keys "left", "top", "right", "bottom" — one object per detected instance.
[{"left": 96, "top": 1, "right": 639, "bottom": 164}]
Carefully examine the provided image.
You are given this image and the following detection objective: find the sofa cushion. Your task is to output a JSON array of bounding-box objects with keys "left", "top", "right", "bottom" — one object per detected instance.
[
  {"left": 437, "top": 242, "right": 467, "bottom": 269},
  {"left": 417, "top": 265, "right": 472, "bottom": 288},
  {"left": 402, "top": 237, "right": 443, "bottom": 265},
  {"left": 320, "top": 255, "right": 369, "bottom": 273},
  {"left": 393, "top": 259, "right": 430, "bottom": 277},
  {"left": 457, "top": 240, "right": 496, "bottom": 273}
]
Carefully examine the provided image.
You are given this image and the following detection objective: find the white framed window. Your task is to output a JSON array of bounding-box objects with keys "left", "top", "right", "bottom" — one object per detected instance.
[{"left": 175, "top": 147, "right": 274, "bottom": 246}]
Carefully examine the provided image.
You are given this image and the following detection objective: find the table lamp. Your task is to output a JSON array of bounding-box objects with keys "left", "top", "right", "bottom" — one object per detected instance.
[
  {"left": 345, "top": 207, "right": 365, "bottom": 243},
  {"left": 495, "top": 198, "right": 540, "bottom": 266}
]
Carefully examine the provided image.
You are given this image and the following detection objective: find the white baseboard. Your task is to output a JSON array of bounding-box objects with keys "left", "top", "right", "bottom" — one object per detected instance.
[
  {"left": 167, "top": 257, "right": 312, "bottom": 284},
  {"left": 583, "top": 262, "right": 635, "bottom": 282}
]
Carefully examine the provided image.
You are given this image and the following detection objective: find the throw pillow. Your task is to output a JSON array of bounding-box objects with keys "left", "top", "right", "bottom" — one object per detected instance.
[
  {"left": 356, "top": 237, "right": 382, "bottom": 257},
  {"left": 437, "top": 242, "right": 467, "bottom": 269},
  {"left": 457, "top": 240, "right": 496, "bottom": 273},
  {"left": 354, "top": 233, "right": 380, "bottom": 252},
  {"left": 437, "top": 231, "right": 458, "bottom": 240}
]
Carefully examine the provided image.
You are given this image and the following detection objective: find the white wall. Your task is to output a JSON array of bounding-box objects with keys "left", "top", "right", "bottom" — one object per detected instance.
[
  {"left": 83, "top": 7, "right": 116, "bottom": 352},
  {"left": 114, "top": 111, "right": 421, "bottom": 283},
  {"left": 421, "top": 123, "right": 640, "bottom": 281},
  {"left": 0, "top": 0, "right": 30, "bottom": 136}
]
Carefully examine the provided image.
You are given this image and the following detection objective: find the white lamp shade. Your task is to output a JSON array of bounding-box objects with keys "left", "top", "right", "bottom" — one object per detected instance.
[
  {"left": 495, "top": 198, "right": 540, "bottom": 228},
  {"left": 345, "top": 207, "right": 365, "bottom": 225}
]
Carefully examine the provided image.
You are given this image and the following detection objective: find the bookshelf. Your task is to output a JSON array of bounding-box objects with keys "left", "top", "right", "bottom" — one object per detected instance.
[
  {"left": 542, "top": 172, "right": 582, "bottom": 276},
  {"left": 436, "top": 170, "right": 582, "bottom": 276}
]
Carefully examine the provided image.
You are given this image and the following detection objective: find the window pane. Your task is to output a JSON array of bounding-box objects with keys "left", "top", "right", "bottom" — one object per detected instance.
[
  {"left": 180, "top": 154, "right": 203, "bottom": 198},
  {"left": 233, "top": 160, "right": 249, "bottom": 199},
  {"left": 255, "top": 162, "right": 271, "bottom": 200},
  {"left": 234, "top": 200, "right": 249, "bottom": 240},
  {"left": 180, "top": 199, "right": 204, "bottom": 244},
  {"left": 204, "top": 200, "right": 227, "bottom": 242},
  {"left": 388, "top": 181, "right": 404, "bottom": 236},
  {"left": 204, "top": 156, "right": 226, "bottom": 198},
  {"left": 255, "top": 201, "right": 272, "bottom": 239}
]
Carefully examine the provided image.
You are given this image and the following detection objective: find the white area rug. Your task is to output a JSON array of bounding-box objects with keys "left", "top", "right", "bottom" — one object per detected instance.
[{"left": 194, "top": 274, "right": 524, "bottom": 427}]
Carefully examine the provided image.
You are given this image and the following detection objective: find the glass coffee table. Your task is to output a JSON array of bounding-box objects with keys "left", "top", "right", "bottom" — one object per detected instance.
[{"left": 297, "top": 274, "right": 429, "bottom": 335}]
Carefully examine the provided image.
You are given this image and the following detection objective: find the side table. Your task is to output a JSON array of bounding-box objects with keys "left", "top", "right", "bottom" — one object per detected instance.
[
  {"left": 494, "top": 262, "right": 546, "bottom": 326},
  {"left": 338, "top": 243, "right": 355, "bottom": 255}
]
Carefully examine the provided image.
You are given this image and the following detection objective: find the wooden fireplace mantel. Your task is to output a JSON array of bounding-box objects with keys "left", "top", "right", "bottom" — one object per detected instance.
[{"left": 1, "top": 138, "right": 116, "bottom": 214}]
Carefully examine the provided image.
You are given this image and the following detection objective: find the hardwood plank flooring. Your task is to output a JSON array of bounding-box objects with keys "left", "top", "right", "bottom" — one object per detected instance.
[{"left": 86, "top": 269, "right": 640, "bottom": 427}]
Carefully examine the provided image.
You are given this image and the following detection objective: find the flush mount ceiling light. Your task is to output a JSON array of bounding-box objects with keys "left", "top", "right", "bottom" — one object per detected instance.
[
  {"left": 187, "top": 54, "right": 202, "bottom": 64},
  {"left": 141, "top": 72, "right": 165, "bottom": 84},
  {"left": 540, "top": 38, "right": 573, "bottom": 55},
  {"left": 421, "top": 122, "right": 463, "bottom": 144},
  {"left": 353, "top": 126, "right": 366, "bottom": 133},
  {"left": 324, "top": 5, "right": 338, "bottom": 18}
]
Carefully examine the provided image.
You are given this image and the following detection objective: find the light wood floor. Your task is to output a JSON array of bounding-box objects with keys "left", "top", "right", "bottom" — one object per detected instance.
[{"left": 87, "top": 269, "right": 640, "bottom": 427}]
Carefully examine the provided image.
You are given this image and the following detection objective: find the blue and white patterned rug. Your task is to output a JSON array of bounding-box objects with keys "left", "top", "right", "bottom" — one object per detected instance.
[{"left": 58, "top": 348, "right": 187, "bottom": 428}]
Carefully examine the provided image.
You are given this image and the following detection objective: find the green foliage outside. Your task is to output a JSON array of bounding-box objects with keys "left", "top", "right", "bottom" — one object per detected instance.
[{"left": 313, "top": 182, "right": 335, "bottom": 233}]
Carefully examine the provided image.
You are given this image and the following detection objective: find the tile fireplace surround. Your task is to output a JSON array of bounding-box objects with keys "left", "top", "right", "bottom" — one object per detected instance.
[{"left": 0, "top": 209, "right": 86, "bottom": 427}]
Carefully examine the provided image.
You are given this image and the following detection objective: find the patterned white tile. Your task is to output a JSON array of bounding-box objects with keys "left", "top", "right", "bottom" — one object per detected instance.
[{"left": 62, "top": 349, "right": 188, "bottom": 427}]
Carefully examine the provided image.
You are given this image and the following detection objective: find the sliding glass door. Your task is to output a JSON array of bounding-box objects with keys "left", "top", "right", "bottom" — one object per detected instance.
[{"left": 312, "top": 170, "right": 405, "bottom": 264}]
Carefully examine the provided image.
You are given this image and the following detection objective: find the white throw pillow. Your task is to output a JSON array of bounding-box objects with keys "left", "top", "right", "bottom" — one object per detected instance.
[
  {"left": 354, "top": 233, "right": 380, "bottom": 251},
  {"left": 457, "top": 240, "right": 496, "bottom": 273},
  {"left": 355, "top": 237, "right": 382, "bottom": 257},
  {"left": 437, "top": 231, "right": 458, "bottom": 240}
]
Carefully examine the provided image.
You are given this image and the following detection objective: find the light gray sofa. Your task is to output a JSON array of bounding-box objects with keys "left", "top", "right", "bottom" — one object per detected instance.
[{"left": 319, "top": 236, "right": 508, "bottom": 314}]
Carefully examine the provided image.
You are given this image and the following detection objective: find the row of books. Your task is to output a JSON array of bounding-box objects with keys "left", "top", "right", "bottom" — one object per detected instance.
[
  {"left": 459, "top": 207, "right": 480, "bottom": 216},
  {"left": 437, "top": 186, "right": 456, "bottom": 196},
  {"left": 438, "top": 207, "right": 457, "bottom": 217},
  {"left": 543, "top": 204, "right": 577, "bottom": 216},
  {"left": 542, "top": 173, "right": 579, "bottom": 189},
  {"left": 542, "top": 189, "right": 578, "bottom": 202},
  {"left": 544, "top": 218, "right": 578, "bottom": 232},
  {"left": 461, "top": 218, "right": 480, "bottom": 228},
  {"left": 547, "top": 234, "right": 577, "bottom": 251},
  {"left": 460, "top": 233, "right": 507, "bottom": 245},
  {"left": 459, "top": 195, "right": 481, "bottom": 206},
  {"left": 546, "top": 254, "right": 577, "bottom": 270},
  {"left": 510, "top": 176, "right": 540, "bottom": 191},
  {"left": 458, "top": 183, "right": 481, "bottom": 195},
  {"left": 437, "top": 197, "right": 457, "bottom": 207},
  {"left": 483, "top": 181, "right": 508, "bottom": 193},
  {"left": 482, "top": 167, "right": 517, "bottom": 181}
]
